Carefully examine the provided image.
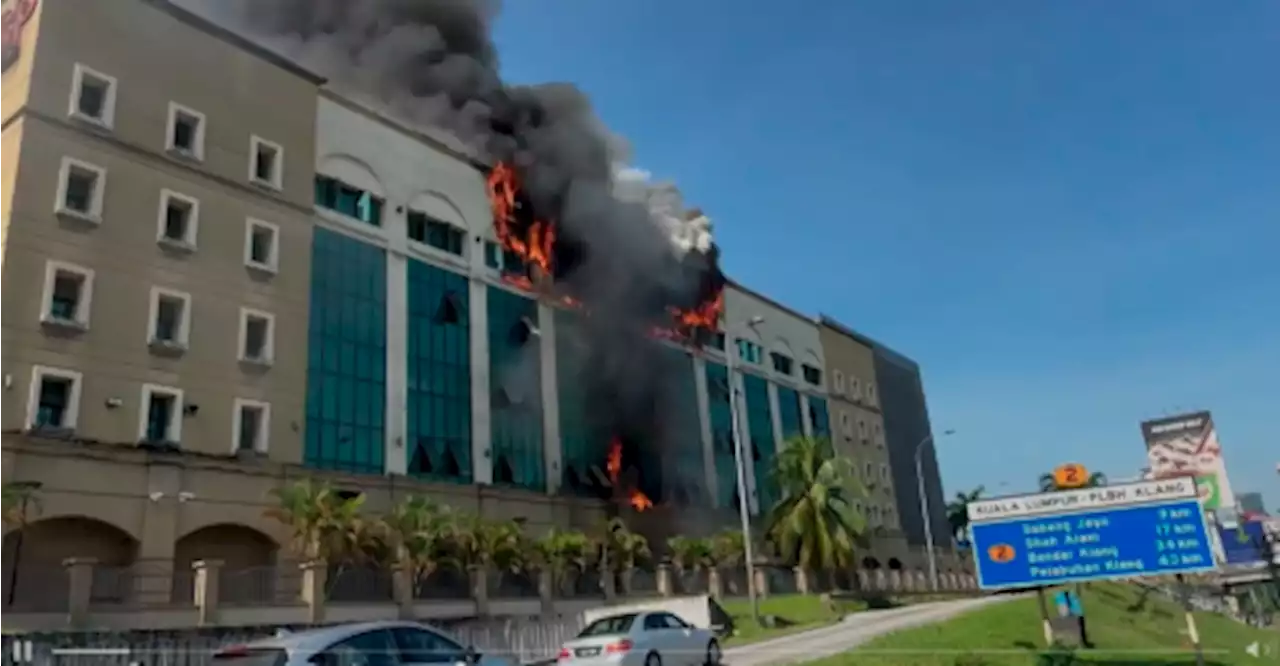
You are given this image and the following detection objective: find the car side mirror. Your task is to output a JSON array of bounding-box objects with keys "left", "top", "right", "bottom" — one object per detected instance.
[{"left": 459, "top": 646, "right": 480, "bottom": 666}]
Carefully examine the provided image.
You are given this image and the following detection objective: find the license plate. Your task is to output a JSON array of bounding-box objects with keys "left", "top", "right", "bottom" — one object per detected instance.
[{"left": 575, "top": 647, "right": 602, "bottom": 657}]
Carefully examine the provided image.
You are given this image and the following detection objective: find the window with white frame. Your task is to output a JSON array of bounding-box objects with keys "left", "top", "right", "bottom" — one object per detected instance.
[
  {"left": 55, "top": 157, "right": 107, "bottom": 221},
  {"left": 148, "top": 287, "right": 192, "bottom": 348},
  {"left": 833, "top": 370, "right": 845, "bottom": 394},
  {"left": 858, "top": 418, "right": 869, "bottom": 441},
  {"left": 68, "top": 63, "right": 117, "bottom": 128},
  {"left": 233, "top": 399, "right": 270, "bottom": 454},
  {"left": 884, "top": 507, "right": 896, "bottom": 527},
  {"left": 864, "top": 461, "right": 874, "bottom": 479},
  {"left": 166, "top": 102, "right": 206, "bottom": 160},
  {"left": 40, "top": 260, "right": 94, "bottom": 328},
  {"left": 839, "top": 411, "right": 852, "bottom": 436},
  {"left": 156, "top": 189, "right": 199, "bottom": 247},
  {"left": 27, "top": 366, "right": 83, "bottom": 431},
  {"left": 880, "top": 463, "right": 890, "bottom": 481},
  {"left": 874, "top": 422, "right": 884, "bottom": 446},
  {"left": 850, "top": 377, "right": 862, "bottom": 401},
  {"left": 239, "top": 307, "right": 275, "bottom": 364},
  {"left": 243, "top": 218, "right": 280, "bottom": 272},
  {"left": 140, "top": 383, "right": 183, "bottom": 444},
  {"left": 249, "top": 135, "right": 283, "bottom": 190},
  {"left": 866, "top": 384, "right": 877, "bottom": 405}
]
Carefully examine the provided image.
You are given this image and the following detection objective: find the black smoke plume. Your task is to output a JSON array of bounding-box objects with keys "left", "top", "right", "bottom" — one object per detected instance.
[{"left": 184, "top": 0, "right": 725, "bottom": 506}]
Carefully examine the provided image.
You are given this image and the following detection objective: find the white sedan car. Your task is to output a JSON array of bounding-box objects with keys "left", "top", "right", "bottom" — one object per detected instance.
[
  {"left": 557, "top": 611, "right": 721, "bottom": 666},
  {"left": 211, "top": 620, "right": 513, "bottom": 666}
]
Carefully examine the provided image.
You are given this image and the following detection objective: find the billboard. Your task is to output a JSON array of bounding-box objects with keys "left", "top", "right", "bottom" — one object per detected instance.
[
  {"left": 1218, "top": 521, "right": 1275, "bottom": 566},
  {"left": 1140, "top": 411, "right": 1235, "bottom": 512},
  {"left": 967, "top": 478, "right": 1216, "bottom": 590}
]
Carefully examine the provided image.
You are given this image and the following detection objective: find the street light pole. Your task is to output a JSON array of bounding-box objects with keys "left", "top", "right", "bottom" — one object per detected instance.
[
  {"left": 726, "top": 316, "right": 764, "bottom": 623},
  {"left": 915, "top": 429, "right": 954, "bottom": 591}
]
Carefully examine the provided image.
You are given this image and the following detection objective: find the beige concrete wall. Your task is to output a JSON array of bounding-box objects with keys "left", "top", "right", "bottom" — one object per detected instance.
[
  {"left": 1, "top": 0, "right": 319, "bottom": 464},
  {"left": 0, "top": 0, "right": 42, "bottom": 124},
  {"left": 2, "top": 434, "right": 609, "bottom": 566},
  {"left": 817, "top": 323, "right": 903, "bottom": 563}
]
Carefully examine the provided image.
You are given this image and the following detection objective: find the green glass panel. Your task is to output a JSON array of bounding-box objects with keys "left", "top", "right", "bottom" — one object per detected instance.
[
  {"left": 743, "top": 373, "right": 776, "bottom": 513},
  {"left": 406, "top": 258, "right": 473, "bottom": 483},
  {"left": 487, "top": 287, "right": 545, "bottom": 492},
  {"left": 305, "top": 227, "right": 387, "bottom": 474}
]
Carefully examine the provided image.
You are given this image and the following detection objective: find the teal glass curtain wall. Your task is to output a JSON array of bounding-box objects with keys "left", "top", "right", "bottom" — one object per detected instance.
[
  {"left": 808, "top": 396, "right": 831, "bottom": 439},
  {"left": 487, "top": 287, "right": 545, "bottom": 491},
  {"left": 743, "top": 373, "right": 777, "bottom": 513},
  {"left": 704, "top": 362, "right": 738, "bottom": 510},
  {"left": 406, "top": 258, "right": 472, "bottom": 483},
  {"left": 776, "top": 385, "right": 804, "bottom": 441},
  {"left": 556, "top": 309, "right": 602, "bottom": 496},
  {"left": 305, "top": 227, "right": 387, "bottom": 474},
  {"left": 655, "top": 347, "right": 705, "bottom": 507}
]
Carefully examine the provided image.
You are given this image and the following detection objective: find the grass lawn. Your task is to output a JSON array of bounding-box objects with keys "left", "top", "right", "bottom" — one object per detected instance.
[
  {"left": 808, "top": 582, "right": 1279, "bottom": 666},
  {"left": 719, "top": 592, "right": 964, "bottom": 645}
]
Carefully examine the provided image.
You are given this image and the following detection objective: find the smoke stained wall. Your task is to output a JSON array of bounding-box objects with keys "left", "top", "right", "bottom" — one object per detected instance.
[{"left": 179, "top": 0, "right": 724, "bottom": 503}]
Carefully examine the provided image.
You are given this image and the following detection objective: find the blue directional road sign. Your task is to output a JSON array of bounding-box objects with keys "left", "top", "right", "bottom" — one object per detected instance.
[{"left": 967, "top": 477, "right": 1216, "bottom": 591}]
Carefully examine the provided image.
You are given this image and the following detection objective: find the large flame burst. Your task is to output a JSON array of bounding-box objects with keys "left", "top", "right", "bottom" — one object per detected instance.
[
  {"left": 607, "top": 438, "right": 654, "bottom": 512},
  {"left": 486, "top": 161, "right": 722, "bottom": 512}
]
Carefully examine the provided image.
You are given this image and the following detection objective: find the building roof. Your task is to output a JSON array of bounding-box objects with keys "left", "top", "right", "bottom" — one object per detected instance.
[
  {"left": 145, "top": 0, "right": 327, "bottom": 85},
  {"left": 817, "top": 314, "right": 920, "bottom": 371}
]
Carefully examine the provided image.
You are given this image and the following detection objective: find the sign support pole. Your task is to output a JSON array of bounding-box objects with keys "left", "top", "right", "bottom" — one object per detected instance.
[
  {"left": 1034, "top": 586, "right": 1054, "bottom": 646},
  {"left": 1175, "top": 573, "right": 1205, "bottom": 666}
]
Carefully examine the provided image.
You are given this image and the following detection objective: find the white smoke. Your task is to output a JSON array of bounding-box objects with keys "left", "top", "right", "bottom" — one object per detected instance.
[{"left": 612, "top": 166, "right": 714, "bottom": 257}]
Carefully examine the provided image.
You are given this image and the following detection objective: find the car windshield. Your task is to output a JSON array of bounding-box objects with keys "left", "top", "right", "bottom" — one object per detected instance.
[
  {"left": 577, "top": 614, "right": 638, "bottom": 637},
  {"left": 211, "top": 648, "right": 287, "bottom": 666}
]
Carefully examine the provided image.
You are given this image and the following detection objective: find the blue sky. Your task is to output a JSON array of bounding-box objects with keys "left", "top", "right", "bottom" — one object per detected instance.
[{"left": 492, "top": 0, "right": 1279, "bottom": 509}]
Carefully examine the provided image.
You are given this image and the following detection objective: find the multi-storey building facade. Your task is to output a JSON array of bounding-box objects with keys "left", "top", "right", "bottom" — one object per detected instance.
[
  {"left": 815, "top": 316, "right": 908, "bottom": 564},
  {"left": 718, "top": 282, "right": 829, "bottom": 516},
  {"left": 1, "top": 0, "right": 958, "bottom": 611}
]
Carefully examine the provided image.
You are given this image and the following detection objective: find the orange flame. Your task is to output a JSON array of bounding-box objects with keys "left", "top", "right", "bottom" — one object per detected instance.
[
  {"left": 486, "top": 162, "right": 555, "bottom": 281},
  {"left": 606, "top": 438, "right": 653, "bottom": 512}
]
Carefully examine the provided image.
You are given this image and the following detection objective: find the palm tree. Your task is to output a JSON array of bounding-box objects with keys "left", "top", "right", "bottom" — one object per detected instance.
[
  {"left": 2, "top": 482, "right": 41, "bottom": 528},
  {"left": 945, "top": 486, "right": 985, "bottom": 548},
  {"left": 764, "top": 436, "right": 867, "bottom": 579},
  {"left": 265, "top": 479, "right": 381, "bottom": 563},
  {"left": 710, "top": 529, "right": 747, "bottom": 595},
  {"left": 667, "top": 535, "right": 715, "bottom": 593},
  {"left": 531, "top": 527, "right": 592, "bottom": 595},
  {"left": 598, "top": 517, "right": 651, "bottom": 594},
  {"left": 381, "top": 495, "right": 457, "bottom": 593}
]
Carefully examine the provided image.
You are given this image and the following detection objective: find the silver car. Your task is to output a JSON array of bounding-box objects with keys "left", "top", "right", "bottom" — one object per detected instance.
[
  {"left": 556, "top": 611, "right": 721, "bottom": 666},
  {"left": 210, "top": 620, "right": 514, "bottom": 666}
]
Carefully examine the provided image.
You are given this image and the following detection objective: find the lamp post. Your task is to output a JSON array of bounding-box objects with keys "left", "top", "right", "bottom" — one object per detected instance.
[
  {"left": 725, "top": 315, "right": 765, "bottom": 623},
  {"left": 915, "top": 429, "right": 954, "bottom": 591},
  {"left": 4, "top": 480, "right": 44, "bottom": 607}
]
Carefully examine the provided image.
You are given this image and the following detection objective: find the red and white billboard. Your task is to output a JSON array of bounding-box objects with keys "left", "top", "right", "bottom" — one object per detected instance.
[{"left": 1140, "top": 410, "right": 1235, "bottom": 513}]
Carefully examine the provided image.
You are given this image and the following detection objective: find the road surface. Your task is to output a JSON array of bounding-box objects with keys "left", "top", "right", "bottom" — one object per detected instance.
[{"left": 724, "top": 595, "right": 1019, "bottom": 666}]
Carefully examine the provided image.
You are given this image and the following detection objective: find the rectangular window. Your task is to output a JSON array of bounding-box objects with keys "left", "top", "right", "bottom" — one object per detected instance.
[
  {"left": 314, "top": 175, "right": 383, "bottom": 226},
  {"left": 833, "top": 370, "right": 845, "bottom": 394},
  {"left": 244, "top": 218, "right": 280, "bottom": 273},
  {"left": 239, "top": 307, "right": 275, "bottom": 364},
  {"left": 27, "top": 366, "right": 83, "bottom": 431},
  {"left": 166, "top": 102, "right": 206, "bottom": 160},
  {"left": 850, "top": 377, "right": 862, "bottom": 401},
  {"left": 40, "top": 261, "right": 94, "bottom": 328},
  {"left": 56, "top": 157, "right": 107, "bottom": 221},
  {"left": 408, "top": 210, "right": 466, "bottom": 256},
  {"left": 156, "top": 189, "right": 199, "bottom": 247},
  {"left": 68, "top": 63, "right": 117, "bottom": 128},
  {"left": 802, "top": 363, "right": 823, "bottom": 386},
  {"left": 769, "top": 352, "right": 793, "bottom": 375},
  {"left": 483, "top": 240, "right": 502, "bottom": 269},
  {"left": 148, "top": 287, "right": 192, "bottom": 348},
  {"left": 140, "top": 384, "right": 184, "bottom": 444},
  {"left": 735, "top": 338, "right": 762, "bottom": 365},
  {"left": 839, "top": 411, "right": 852, "bottom": 436},
  {"left": 858, "top": 419, "right": 868, "bottom": 441},
  {"left": 249, "top": 135, "right": 284, "bottom": 190},
  {"left": 234, "top": 399, "right": 271, "bottom": 454},
  {"left": 708, "top": 331, "right": 726, "bottom": 351},
  {"left": 866, "top": 385, "right": 877, "bottom": 405}
]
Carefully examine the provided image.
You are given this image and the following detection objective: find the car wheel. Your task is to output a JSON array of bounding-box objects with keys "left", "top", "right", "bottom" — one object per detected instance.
[
  {"left": 705, "top": 639, "right": 722, "bottom": 666},
  {"left": 645, "top": 651, "right": 662, "bottom": 666}
]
